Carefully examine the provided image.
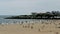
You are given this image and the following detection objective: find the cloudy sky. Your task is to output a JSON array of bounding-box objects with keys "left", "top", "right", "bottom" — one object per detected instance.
[{"left": 0, "top": 0, "right": 60, "bottom": 15}]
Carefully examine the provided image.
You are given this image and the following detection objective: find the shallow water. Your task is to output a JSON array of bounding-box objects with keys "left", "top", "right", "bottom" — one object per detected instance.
[{"left": 0, "top": 15, "right": 59, "bottom": 24}]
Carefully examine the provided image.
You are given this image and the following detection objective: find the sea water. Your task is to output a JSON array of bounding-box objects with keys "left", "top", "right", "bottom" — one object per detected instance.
[{"left": 0, "top": 15, "right": 58, "bottom": 24}]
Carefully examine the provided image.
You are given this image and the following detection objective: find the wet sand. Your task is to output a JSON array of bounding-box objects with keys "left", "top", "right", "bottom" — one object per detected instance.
[{"left": 0, "top": 20, "right": 60, "bottom": 34}]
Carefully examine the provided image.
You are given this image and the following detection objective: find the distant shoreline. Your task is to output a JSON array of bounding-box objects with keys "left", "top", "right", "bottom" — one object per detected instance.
[
  {"left": 5, "top": 18, "right": 60, "bottom": 20},
  {"left": 5, "top": 11, "right": 60, "bottom": 19}
]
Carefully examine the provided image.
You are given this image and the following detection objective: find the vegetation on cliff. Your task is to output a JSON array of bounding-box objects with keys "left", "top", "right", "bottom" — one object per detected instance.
[{"left": 5, "top": 11, "right": 60, "bottom": 19}]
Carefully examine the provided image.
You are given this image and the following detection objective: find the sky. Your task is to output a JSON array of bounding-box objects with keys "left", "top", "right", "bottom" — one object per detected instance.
[{"left": 0, "top": 0, "right": 60, "bottom": 15}]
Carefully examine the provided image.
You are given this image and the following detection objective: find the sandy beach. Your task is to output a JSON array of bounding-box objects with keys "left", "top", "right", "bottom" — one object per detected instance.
[{"left": 0, "top": 20, "right": 60, "bottom": 34}]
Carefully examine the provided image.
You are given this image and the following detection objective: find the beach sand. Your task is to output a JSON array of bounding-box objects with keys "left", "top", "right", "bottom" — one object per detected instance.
[{"left": 0, "top": 20, "right": 60, "bottom": 34}]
